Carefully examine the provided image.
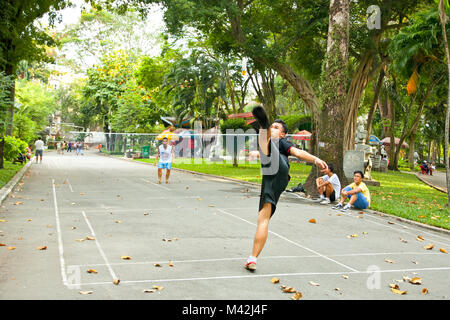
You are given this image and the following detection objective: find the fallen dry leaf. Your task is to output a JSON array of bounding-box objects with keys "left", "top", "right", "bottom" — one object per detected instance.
[
  {"left": 154, "top": 263, "right": 162, "bottom": 267},
  {"left": 75, "top": 239, "right": 85, "bottom": 242},
  {"left": 87, "top": 269, "right": 98, "bottom": 274},
  {"left": 115, "top": 220, "right": 121, "bottom": 224},
  {"left": 358, "top": 211, "right": 364, "bottom": 215},
  {"left": 402, "top": 276, "right": 411, "bottom": 282},
  {"left": 391, "top": 288, "right": 407, "bottom": 295},
  {"left": 71, "top": 227, "right": 76, "bottom": 230},
  {"left": 86, "top": 236, "right": 95, "bottom": 240},
  {"left": 8, "top": 246, "right": 16, "bottom": 250},
  {"left": 208, "top": 205, "right": 215, "bottom": 207},
  {"left": 27, "top": 219, "right": 32, "bottom": 222},
  {"left": 271, "top": 277, "right": 280, "bottom": 284},
  {"left": 308, "top": 218, "right": 316, "bottom": 224},
  {"left": 424, "top": 244, "right": 434, "bottom": 250},
  {"left": 400, "top": 238, "right": 408, "bottom": 243},
  {"left": 342, "top": 275, "right": 349, "bottom": 279},
  {"left": 0, "top": 220, "right": 8, "bottom": 223},
  {"left": 385, "top": 259, "right": 395, "bottom": 264},
  {"left": 0, "top": 243, "right": 6, "bottom": 246},
  {"left": 416, "top": 236, "right": 424, "bottom": 242},
  {"left": 113, "top": 279, "right": 120, "bottom": 285},
  {"left": 282, "top": 286, "right": 296, "bottom": 293},
  {"left": 71, "top": 203, "right": 76, "bottom": 205},
  {"left": 37, "top": 246, "right": 47, "bottom": 250},
  {"left": 152, "top": 285, "right": 163, "bottom": 291},
  {"left": 409, "top": 277, "right": 422, "bottom": 285},
  {"left": 309, "top": 281, "right": 320, "bottom": 286},
  {"left": 121, "top": 256, "right": 131, "bottom": 260},
  {"left": 143, "top": 289, "right": 155, "bottom": 293},
  {"left": 389, "top": 284, "right": 400, "bottom": 289},
  {"left": 291, "top": 292, "right": 303, "bottom": 300},
  {"left": 418, "top": 215, "right": 425, "bottom": 218},
  {"left": 169, "top": 261, "right": 173, "bottom": 267},
  {"left": 421, "top": 288, "right": 428, "bottom": 295},
  {"left": 440, "top": 248, "right": 448, "bottom": 254},
  {"left": 173, "top": 237, "right": 178, "bottom": 241},
  {"left": 79, "top": 291, "right": 93, "bottom": 295},
  {"left": 14, "top": 201, "right": 23, "bottom": 205}
]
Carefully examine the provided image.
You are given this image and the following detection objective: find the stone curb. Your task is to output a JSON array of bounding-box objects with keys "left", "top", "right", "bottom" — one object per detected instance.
[
  {"left": 99, "top": 153, "right": 450, "bottom": 235},
  {"left": 0, "top": 158, "right": 34, "bottom": 206},
  {"left": 414, "top": 172, "right": 447, "bottom": 194}
]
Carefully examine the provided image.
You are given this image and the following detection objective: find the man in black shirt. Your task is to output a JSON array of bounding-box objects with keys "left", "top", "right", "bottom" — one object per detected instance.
[{"left": 245, "top": 106, "right": 328, "bottom": 271}]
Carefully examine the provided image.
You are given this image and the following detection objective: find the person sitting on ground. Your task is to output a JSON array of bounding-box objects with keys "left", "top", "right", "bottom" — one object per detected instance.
[
  {"left": 332, "top": 170, "right": 371, "bottom": 212},
  {"left": 430, "top": 162, "right": 435, "bottom": 176},
  {"left": 315, "top": 163, "right": 341, "bottom": 205},
  {"left": 26, "top": 145, "right": 32, "bottom": 161},
  {"left": 13, "top": 152, "right": 26, "bottom": 164},
  {"left": 420, "top": 161, "right": 428, "bottom": 175}
]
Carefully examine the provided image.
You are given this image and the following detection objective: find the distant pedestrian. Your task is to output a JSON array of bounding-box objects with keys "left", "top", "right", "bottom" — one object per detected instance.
[
  {"left": 34, "top": 137, "right": 44, "bottom": 163},
  {"left": 154, "top": 137, "right": 175, "bottom": 184},
  {"left": 57, "top": 141, "right": 63, "bottom": 155},
  {"left": 67, "top": 141, "right": 72, "bottom": 153}
]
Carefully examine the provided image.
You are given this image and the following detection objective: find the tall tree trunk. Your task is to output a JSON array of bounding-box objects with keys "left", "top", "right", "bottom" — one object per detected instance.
[
  {"left": 408, "top": 132, "right": 417, "bottom": 170},
  {"left": 439, "top": 0, "right": 450, "bottom": 206},
  {"left": 366, "top": 69, "right": 385, "bottom": 141},
  {"left": 304, "top": 0, "right": 350, "bottom": 195}
]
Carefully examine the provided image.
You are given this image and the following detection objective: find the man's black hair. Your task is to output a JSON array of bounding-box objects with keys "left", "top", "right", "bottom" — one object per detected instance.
[
  {"left": 38, "top": 137, "right": 42, "bottom": 140},
  {"left": 328, "top": 163, "right": 334, "bottom": 172},
  {"left": 354, "top": 170, "right": 364, "bottom": 179},
  {"left": 162, "top": 137, "right": 169, "bottom": 141},
  {"left": 273, "top": 119, "right": 288, "bottom": 134}
]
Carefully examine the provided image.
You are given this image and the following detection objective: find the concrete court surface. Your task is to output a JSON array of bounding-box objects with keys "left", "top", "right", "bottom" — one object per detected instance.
[{"left": 0, "top": 151, "right": 449, "bottom": 300}]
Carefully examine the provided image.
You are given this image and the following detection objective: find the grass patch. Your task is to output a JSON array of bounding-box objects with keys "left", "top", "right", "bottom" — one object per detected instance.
[
  {"left": 135, "top": 157, "right": 449, "bottom": 230},
  {"left": 0, "top": 161, "right": 25, "bottom": 189}
]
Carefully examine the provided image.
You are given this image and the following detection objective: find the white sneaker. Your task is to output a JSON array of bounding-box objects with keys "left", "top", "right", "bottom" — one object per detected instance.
[
  {"left": 320, "top": 198, "right": 331, "bottom": 205},
  {"left": 332, "top": 203, "right": 343, "bottom": 210}
]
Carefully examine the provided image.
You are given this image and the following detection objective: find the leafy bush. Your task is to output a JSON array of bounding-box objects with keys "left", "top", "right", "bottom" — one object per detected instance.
[
  {"left": 278, "top": 115, "right": 311, "bottom": 133},
  {"left": 220, "top": 118, "right": 252, "bottom": 134},
  {"left": 3, "top": 136, "right": 28, "bottom": 161}
]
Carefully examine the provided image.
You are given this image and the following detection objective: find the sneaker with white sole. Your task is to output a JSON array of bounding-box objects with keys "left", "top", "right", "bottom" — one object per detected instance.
[
  {"left": 332, "top": 203, "right": 343, "bottom": 210},
  {"left": 244, "top": 261, "right": 256, "bottom": 271},
  {"left": 340, "top": 205, "right": 352, "bottom": 212},
  {"left": 320, "top": 198, "right": 331, "bottom": 205}
]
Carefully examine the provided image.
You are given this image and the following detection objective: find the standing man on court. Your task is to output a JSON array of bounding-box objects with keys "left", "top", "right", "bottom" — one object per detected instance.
[
  {"left": 154, "top": 137, "right": 175, "bottom": 184},
  {"left": 34, "top": 137, "right": 44, "bottom": 163},
  {"left": 244, "top": 105, "right": 328, "bottom": 272}
]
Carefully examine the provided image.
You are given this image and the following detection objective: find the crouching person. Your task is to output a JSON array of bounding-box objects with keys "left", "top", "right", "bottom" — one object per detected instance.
[{"left": 332, "top": 170, "right": 370, "bottom": 212}]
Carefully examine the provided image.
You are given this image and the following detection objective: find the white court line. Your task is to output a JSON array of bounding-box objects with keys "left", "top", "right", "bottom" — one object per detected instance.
[
  {"left": 81, "top": 210, "right": 118, "bottom": 281},
  {"left": 60, "top": 206, "right": 256, "bottom": 213},
  {"left": 216, "top": 208, "right": 359, "bottom": 272},
  {"left": 338, "top": 210, "right": 450, "bottom": 247},
  {"left": 356, "top": 211, "right": 450, "bottom": 243},
  {"left": 52, "top": 179, "right": 69, "bottom": 287},
  {"left": 286, "top": 193, "right": 450, "bottom": 246},
  {"left": 70, "top": 266, "right": 450, "bottom": 287},
  {"left": 140, "top": 178, "right": 171, "bottom": 191},
  {"left": 65, "top": 178, "right": 74, "bottom": 192},
  {"left": 69, "top": 251, "right": 445, "bottom": 268}
]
